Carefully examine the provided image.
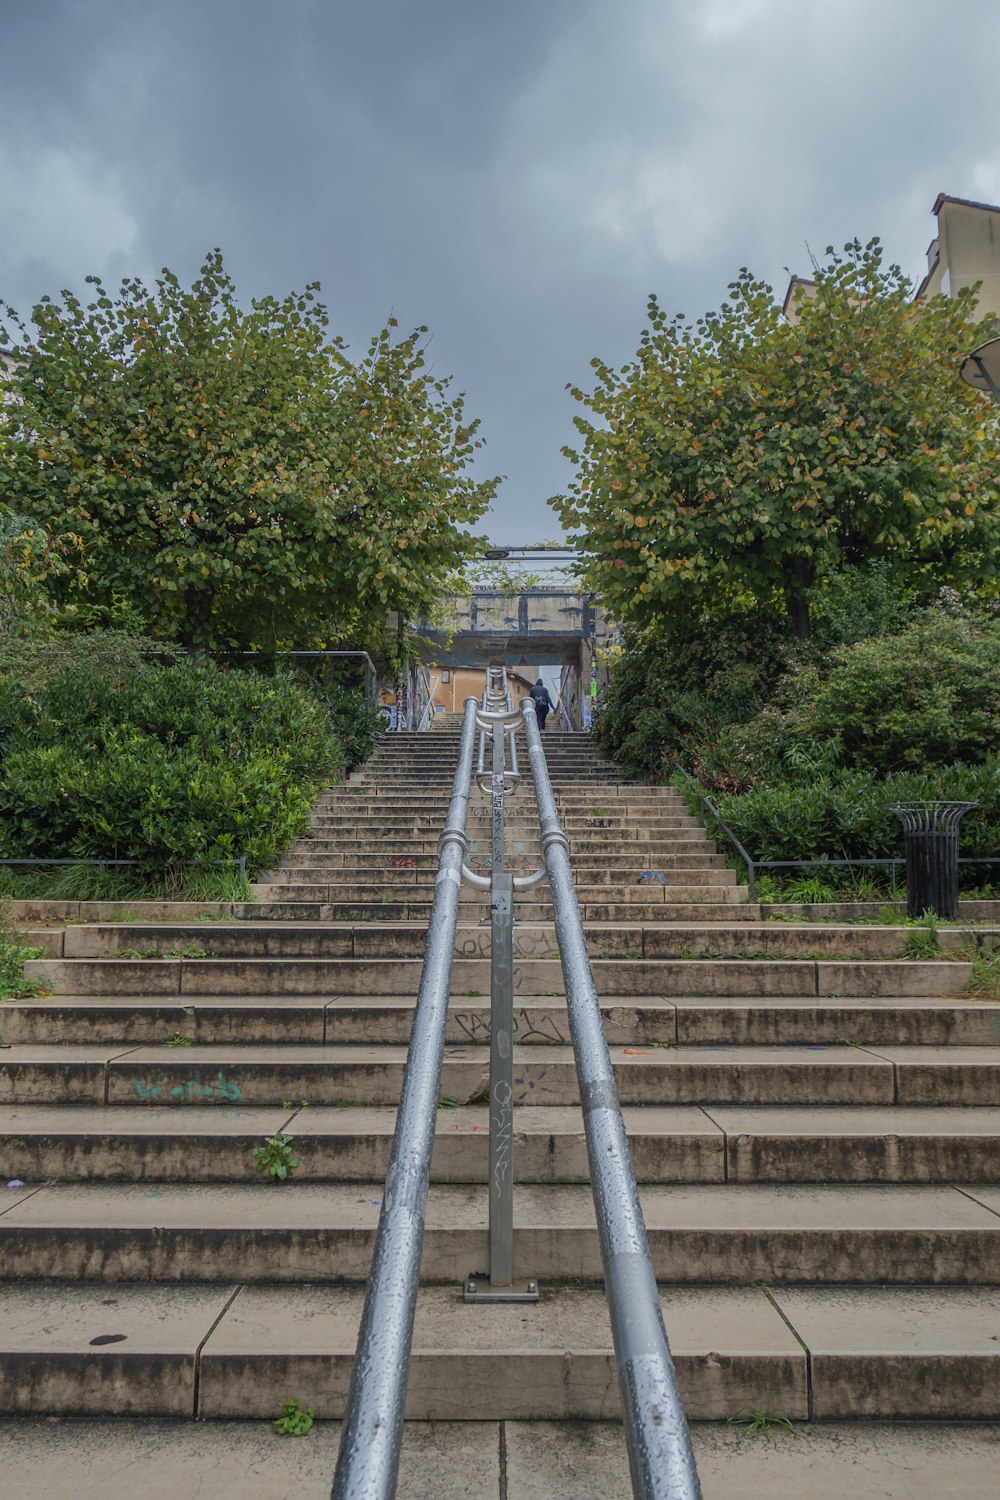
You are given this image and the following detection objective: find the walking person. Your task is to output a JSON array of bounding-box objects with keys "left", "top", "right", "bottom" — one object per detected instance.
[{"left": 529, "top": 677, "right": 555, "bottom": 731}]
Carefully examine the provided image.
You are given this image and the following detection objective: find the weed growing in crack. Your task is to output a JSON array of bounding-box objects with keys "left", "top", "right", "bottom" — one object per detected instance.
[
  {"left": 726, "top": 1401, "right": 796, "bottom": 1440},
  {"left": 252, "top": 1132, "right": 300, "bottom": 1182},
  {"left": 273, "top": 1397, "right": 315, "bottom": 1435}
]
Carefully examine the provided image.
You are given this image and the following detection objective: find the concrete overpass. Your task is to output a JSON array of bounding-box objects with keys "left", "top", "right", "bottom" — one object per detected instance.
[{"left": 413, "top": 587, "right": 610, "bottom": 729}]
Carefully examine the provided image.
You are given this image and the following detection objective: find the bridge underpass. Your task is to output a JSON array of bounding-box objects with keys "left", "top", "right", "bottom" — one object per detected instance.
[{"left": 414, "top": 587, "right": 611, "bottom": 729}]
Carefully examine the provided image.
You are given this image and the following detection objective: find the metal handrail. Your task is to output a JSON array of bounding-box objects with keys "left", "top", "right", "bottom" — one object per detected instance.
[
  {"left": 331, "top": 696, "right": 480, "bottom": 1500},
  {"left": 477, "top": 663, "right": 519, "bottom": 783},
  {"left": 522, "top": 699, "right": 702, "bottom": 1500}
]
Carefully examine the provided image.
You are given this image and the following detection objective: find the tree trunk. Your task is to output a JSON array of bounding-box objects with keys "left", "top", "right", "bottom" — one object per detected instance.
[
  {"left": 183, "top": 590, "right": 215, "bottom": 658},
  {"left": 783, "top": 561, "right": 813, "bottom": 642}
]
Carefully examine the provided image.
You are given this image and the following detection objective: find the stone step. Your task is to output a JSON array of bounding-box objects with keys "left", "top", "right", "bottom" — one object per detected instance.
[
  {"left": 244, "top": 895, "right": 755, "bottom": 920},
  {"left": 250, "top": 883, "right": 748, "bottom": 907},
  {"left": 314, "top": 789, "right": 689, "bottom": 808},
  {"left": 6, "top": 1418, "right": 993, "bottom": 1500},
  {"left": 4, "top": 993, "right": 996, "bottom": 1048},
  {"left": 267, "top": 854, "right": 736, "bottom": 874},
  {"left": 23, "top": 953, "right": 975, "bottom": 997},
  {"left": 59, "top": 920, "right": 993, "bottom": 962},
  {"left": 3, "top": 1281, "right": 999, "bottom": 1420},
  {"left": 3, "top": 1041, "right": 998, "bottom": 1106},
  {"left": 277, "top": 840, "right": 722, "bottom": 864},
  {"left": 1, "top": 1181, "right": 998, "bottom": 1285},
  {"left": 306, "top": 818, "right": 702, "bottom": 835},
  {"left": 5, "top": 1102, "right": 999, "bottom": 1185},
  {"left": 278, "top": 836, "right": 718, "bottom": 858}
]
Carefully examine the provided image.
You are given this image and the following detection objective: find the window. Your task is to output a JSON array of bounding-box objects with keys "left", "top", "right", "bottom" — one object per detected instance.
[{"left": 441, "top": 670, "right": 450, "bottom": 683}]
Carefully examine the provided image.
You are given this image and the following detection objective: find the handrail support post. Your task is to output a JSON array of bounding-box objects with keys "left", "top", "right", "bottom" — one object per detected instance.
[{"left": 465, "top": 705, "right": 538, "bottom": 1305}]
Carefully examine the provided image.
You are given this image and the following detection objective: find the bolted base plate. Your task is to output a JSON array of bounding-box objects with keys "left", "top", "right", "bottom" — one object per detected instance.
[{"left": 463, "top": 1273, "right": 540, "bottom": 1304}]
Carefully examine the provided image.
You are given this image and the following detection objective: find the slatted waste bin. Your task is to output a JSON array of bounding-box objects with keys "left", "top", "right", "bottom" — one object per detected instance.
[{"left": 886, "top": 801, "right": 979, "bottom": 919}]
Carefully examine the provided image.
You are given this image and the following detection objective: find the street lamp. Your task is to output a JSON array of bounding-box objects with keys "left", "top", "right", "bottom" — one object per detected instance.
[{"left": 960, "top": 337, "right": 1000, "bottom": 405}]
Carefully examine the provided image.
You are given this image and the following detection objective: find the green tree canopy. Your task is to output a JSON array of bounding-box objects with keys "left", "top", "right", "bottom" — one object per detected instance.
[
  {"left": 0, "top": 252, "right": 496, "bottom": 651},
  {"left": 556, "top": 239, "right": 999, "bottom": 639}
]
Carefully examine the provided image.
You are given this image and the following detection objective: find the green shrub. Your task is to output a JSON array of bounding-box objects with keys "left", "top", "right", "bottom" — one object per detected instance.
[
  {"left": 594, "top": 608, "right": 791, "bottom": 779},
  {"left": 793, "top": 614, "right": 1000, "bottom": 774},
  {"left": 0, "top": 640, "right": 343, "bottom": 875},
  {"left": 312, "top": 685, "right": 383, "bottom": 771},
  {"left": 708, "top": 761, "right": 1000, "bottom": 866}
]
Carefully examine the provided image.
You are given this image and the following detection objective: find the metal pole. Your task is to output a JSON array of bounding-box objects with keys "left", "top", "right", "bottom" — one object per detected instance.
[
  {"left": 520, "top": 697, "right": 702, "bottom": 1500},
  {"left": 489, "top": 721, "right": 514, "bottom": 1286},
  {"left": 331, "top": 697, "right": 479, "bottom": 1500},
  {"left": 465, "top": 697, "right": 537, "bottom": 1305}
]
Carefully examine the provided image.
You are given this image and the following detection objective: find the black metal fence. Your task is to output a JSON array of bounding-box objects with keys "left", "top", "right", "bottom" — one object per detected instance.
[{"left": 673, "top": 763, "right": 999, "bottom": 906}]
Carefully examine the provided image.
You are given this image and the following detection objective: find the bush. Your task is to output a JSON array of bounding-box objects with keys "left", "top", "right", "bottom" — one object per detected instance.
[
  {"left": 791, "top": 614, "right": 1000, "bottom": 774},
  {"left": 684, "top": 611, "right": 1000, "bottom": 792},
  {"left": 0, "top": 639, "right": 343, "bottom": 874},
  {"left": 708, "top": 761, "right": 1000, "bottom": 866},
  {"left": 594, "top": 608, "right": 791, "bottom": 779}
]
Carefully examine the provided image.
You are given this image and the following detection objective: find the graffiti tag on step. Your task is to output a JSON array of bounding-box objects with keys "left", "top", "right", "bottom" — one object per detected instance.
[
  {"left": 638, "top": 870, "right": 666, "bottom": 885},
  {"left": 133, "top": 1071, "right": 242, "bottom": 1102}
]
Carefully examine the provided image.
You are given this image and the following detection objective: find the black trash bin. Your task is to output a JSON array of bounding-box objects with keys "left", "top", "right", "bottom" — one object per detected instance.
[{"left": 886, "top": 801, "right": 979, "bottom": 919}]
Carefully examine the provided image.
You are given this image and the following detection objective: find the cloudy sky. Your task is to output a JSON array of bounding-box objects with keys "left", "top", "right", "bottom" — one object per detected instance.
[{"left": 4, "top": 0, "right": 999, "bottom": 545}]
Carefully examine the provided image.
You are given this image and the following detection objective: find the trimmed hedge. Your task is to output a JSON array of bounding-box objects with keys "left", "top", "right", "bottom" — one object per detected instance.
[
  {"left": 0, "top": 638, "right": 344, "bottom": 872},
  {"left": 706, "top": 761, "right": 1000, "bottom": 865}
]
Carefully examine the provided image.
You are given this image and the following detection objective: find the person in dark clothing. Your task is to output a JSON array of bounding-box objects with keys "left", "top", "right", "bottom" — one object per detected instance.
[{"left": 529, "top": 678, "right": 555, "bottom": 730}]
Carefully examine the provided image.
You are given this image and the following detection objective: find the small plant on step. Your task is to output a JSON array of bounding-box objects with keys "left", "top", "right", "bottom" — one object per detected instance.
[
  {"left": 437, "top": 1094, "right": 460, "bottom": 1109},
  {"left": 273, "top": 1397, "right": 315, "bottom": 1436},
  {"left": 901, "top": 910, "right": 941, "bottom": 960},
  {"left": 964, "top": 945, "right": 1000, "bottom": 1001},
  {"left": 252, "top": 1131, "right": 300, "bottom": 1181},
  {"left": 726, "top": 1400, "right": 796, "bottom": 1440},
  {"left": 0, "top": 910, "right": 46, "bottom": 1001},
  {"left": 164, "top": 1032, "right": 193, "bottom": 1048}
]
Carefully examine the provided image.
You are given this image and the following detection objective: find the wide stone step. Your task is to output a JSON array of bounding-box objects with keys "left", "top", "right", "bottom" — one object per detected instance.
[
  {"left": 1, "top": 1181, "right": 998, "bottom": 1285},
  {"left": 241, "top": 899, "right": 758, "bottom": 924},
  {"left": 3, "top": 1281, "right": 999, "bottom": 1420},
  {"left": 242, "top": 888, "right": 755, "bottom": 912},
  {"left": 4, "top": 993, "right": 996, "bottom": 1048},
  {"left": 23, "top": 953, "right": 975, "bottom": 998},
  {"left": 6, "top": 1417, "right": 993, "bottom": 1500},
  {"left": 56, "top": 921, "right": 997, "bottom": 964},
  {"left": 250, "top": 881, "right": 748, "bottom": 907},
  {"left": 5, "top": 1102, "right": 1000, "bottom": 1185},
  {"left": 4, "top": 1041, "right": 999, "bottom": 1106},
  {"left": 268, "top": 854, "right": 735, "bottom": 874}
]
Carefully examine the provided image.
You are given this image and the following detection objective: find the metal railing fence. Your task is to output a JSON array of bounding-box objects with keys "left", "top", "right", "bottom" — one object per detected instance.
[
  {"left": 672, "top": 763, "right": 999, "bottom": 902},
  {"left": 330, "top": 697, "right": 479, "bottom": 1500}
]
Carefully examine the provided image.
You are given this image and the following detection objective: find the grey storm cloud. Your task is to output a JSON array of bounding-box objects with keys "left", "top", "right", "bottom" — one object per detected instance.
[{"left": 3, "top": 0, "right": 1000, "bottom": 542}]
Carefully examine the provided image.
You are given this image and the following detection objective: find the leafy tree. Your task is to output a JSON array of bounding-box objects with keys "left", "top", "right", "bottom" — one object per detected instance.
[
  {"left": 0, "top": 505, "right": 60, "bottom": 634},
  {"left": 0, "top": 253, "right": 495, "bottom": 652},
  {"left": 557, "top": 239, "right": 999, "bottom": 640}
]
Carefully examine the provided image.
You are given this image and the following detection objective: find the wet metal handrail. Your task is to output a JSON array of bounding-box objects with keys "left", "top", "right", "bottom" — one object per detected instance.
[
  {"left": 331, "top": 697, "right": 480, "bottom": 1500},
  {"left": 522, "top": 698, "right": 702, "bottom": 1500}
]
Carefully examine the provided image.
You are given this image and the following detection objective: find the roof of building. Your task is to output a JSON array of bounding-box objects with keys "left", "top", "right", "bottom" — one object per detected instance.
[
  {"left": 932, "top": 192, "right": 1000, "bottom": 218},
  {"left": 781, "top": 273, "right": 816, "bottom": 320}
]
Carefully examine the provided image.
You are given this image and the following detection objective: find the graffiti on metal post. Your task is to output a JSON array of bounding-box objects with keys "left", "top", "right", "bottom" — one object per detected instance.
[{"left": 492, "top": 1078, "right": 513, "bottom": 1198}]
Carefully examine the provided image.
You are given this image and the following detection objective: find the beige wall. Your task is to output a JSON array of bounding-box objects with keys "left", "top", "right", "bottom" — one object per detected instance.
[
  {"left": 928, "top": 196, "right": 1000, "bottom": 321},
  {"left": 428, "top": 666, "right": 537, "bottom": 714},
  {"left": 785, "top": 195, "right": 1000, "bottom": 326}
]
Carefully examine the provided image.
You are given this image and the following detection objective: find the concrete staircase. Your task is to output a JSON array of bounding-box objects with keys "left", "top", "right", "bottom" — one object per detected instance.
[{"left": 2, "top": 728, "right": 1000, "bottom": 1495}]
